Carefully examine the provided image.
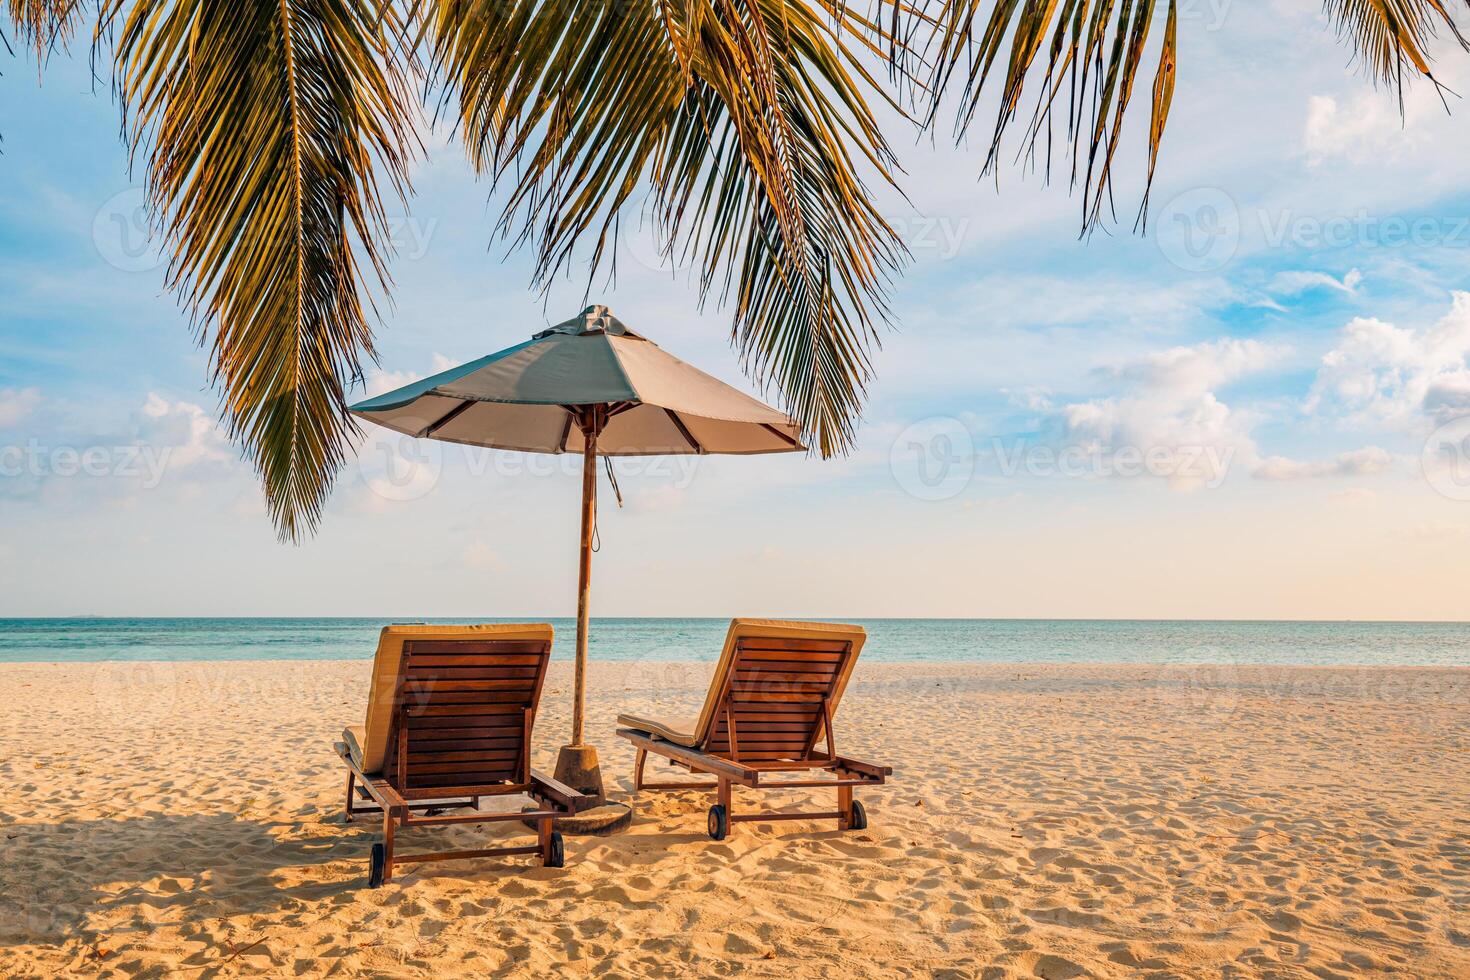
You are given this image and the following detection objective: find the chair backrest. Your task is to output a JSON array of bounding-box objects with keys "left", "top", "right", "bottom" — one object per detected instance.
[
  {"left": 698, "top": 621, "right": 866, "bottom": 762},
  {"left": 384, "top": 634, "right": 552, "bottom": 797},
  {"left": 358, "top": 624, "right": 553, "bottom": 775}
]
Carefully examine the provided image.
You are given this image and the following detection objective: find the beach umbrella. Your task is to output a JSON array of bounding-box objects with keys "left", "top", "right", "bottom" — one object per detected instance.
[{"left": 349, "top": 305, "right": 804, "bottom": 805}]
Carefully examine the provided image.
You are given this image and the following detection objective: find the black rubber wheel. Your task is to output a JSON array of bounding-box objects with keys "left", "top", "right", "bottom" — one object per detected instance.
[
  {"left": 544, "top": 831, "right": 565, "bottom": 868},
  {"left": 368, "top": 843, "right": 386, "bottom": 888},
  {"left": 849, "top": 800, "right": 868, "bottom": 831},
  {"left": 707, "top": 804, "right": 729, "bottom": 841}
]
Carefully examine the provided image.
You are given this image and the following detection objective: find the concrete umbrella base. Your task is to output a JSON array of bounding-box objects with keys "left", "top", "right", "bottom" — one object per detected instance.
[
  {"left": 553, "top": 744, "right": 606, "bottom": 801},
  {"left": 524, "top": 801, "right": 634, "bottom": 836},
  {"left": 534, "top": 743, "right": 634, "bottom": 835}
]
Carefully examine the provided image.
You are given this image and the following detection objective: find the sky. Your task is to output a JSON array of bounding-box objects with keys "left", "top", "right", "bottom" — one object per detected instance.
[{"left": 4, "top": 3, "right": 1470, "bottom": 620}]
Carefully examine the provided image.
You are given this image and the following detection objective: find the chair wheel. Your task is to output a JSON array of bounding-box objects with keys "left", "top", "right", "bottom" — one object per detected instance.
[
  {"left": 849, "top": 800, "right": 867, "bottom": 831},
  {"left": 544, "top": 831, "right": 565, "bottom": 868},
  {"left": 707, "top": 804, "right": 729, "bottom": 841},
  {"left": 368, "top": 843, "right": 386, "bottom": 888}
]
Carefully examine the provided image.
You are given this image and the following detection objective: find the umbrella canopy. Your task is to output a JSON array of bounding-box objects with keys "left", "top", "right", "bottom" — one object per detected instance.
[
  {"left": 350, "top": 305, "right": 802, "bottom": 456},
  {"left": 348, "top": 305, "right": 805, "bottom": 806}
]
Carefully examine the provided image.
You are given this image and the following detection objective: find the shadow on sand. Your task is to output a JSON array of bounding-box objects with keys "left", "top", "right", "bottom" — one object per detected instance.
[{"left": 0, "top": 811, "right": 384, "bottom": 948}]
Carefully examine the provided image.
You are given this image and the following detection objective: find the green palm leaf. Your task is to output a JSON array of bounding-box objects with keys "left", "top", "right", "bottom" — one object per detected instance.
[
  {"left": 430, "top": 0, "right": 907, "bottom": 456},
  {"left": 105, "top": 0, "right": 417, "bottom": 540},
  {"left": 913, "top": 0, "right": 1467, "bottom": 230}
]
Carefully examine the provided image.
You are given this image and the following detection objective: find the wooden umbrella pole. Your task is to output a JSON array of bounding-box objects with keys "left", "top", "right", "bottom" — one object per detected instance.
[
  {"left": 573, "top": 407, "right": 599, "bottom": 746},
  {"left": 554, "top": 405, "right": 610, "bottom": 805}
]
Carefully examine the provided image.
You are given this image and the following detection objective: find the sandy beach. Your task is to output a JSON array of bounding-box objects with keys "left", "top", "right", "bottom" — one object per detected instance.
[{"left": 1, "top": 659, "right": 1467, "bottom": 978}]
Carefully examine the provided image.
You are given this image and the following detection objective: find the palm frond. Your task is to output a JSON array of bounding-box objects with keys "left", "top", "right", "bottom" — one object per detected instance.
[
  {"left": 105, "top": 0, "right": 417, "bottom": 540},
  {"left": 431, "top": 0, "right": 907, "bottom": 456},
  {"left": 4, "top": 0, "right": 81, "bottom": 66},
  {"left": 3, "top": 0, "right": 84, "bottom": 104},
  {"left": 911, "top": 0, "right": 1467, "bottom": 231},
  {"left": 1325, "top": 0, "right": 1470, "bottom": 106}
]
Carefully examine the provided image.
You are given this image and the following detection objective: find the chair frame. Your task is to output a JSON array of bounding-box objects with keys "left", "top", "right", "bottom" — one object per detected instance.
[
  {"left": 335, "top": 636, "right": 591, "bottom": 885},
  {"left": 616, "top": 632, "right": 890, "bottom": 837}
]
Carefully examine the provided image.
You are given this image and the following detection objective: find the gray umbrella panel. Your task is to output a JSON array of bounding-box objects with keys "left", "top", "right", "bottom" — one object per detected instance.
[{"left": 350, "top": 307, "right": 804, "bottom": 456}]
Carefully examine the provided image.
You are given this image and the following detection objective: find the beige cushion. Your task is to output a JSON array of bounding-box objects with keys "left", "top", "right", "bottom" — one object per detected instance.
[
  {"left": 356, "top": 623, "right": 554, "bottom": 775},
  {"left": 616, "top": 619, "right": 866, "bottom": 749},
  {"left": 343, "top": 725, "right": 367, "bottom": 769},
  {"left": 615, "top": 712, "right": 700, "bottom": 747}
]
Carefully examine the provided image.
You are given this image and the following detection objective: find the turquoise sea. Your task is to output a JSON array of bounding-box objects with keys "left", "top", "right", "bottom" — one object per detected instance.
[{"left": 1, "top": 618, "right": 1468, "bottom": 666}]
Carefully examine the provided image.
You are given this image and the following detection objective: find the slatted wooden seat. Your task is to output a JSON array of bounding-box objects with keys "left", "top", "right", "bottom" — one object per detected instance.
[
  {"left": 616, "top": 620, "right": 890, "bottom": 840},
  {"left": 333, "top": 624, "right": 591, "bottom": 886}
]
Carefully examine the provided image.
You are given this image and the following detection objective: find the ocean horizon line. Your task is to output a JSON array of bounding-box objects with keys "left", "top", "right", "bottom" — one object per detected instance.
[
  {"left": 3, "top": 617, "right": 1468, "bottom": 668},
  {"left": 6, "top": 615, "right": 1470, "bottom": 626}
]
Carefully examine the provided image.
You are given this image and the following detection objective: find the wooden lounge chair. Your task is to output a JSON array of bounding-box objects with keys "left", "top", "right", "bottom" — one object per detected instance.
[
  {"left": 615, "top": 620, "right": 890, "bottom": 840},
  {"left": 334, "top": 624, "right": 591, "bottom": 886}
]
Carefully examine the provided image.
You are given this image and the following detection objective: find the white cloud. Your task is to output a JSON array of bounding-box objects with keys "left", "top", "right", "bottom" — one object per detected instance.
[
  {"left": 0, "top": 388, "right": 41, "bottom": 428},
  {"left": 1300, "top": 65, "right": 1466, "bottom": 169},
  {"left": 362, "top": 353, "right": 458, "bottom": 399},
  {"left": 1269, "top": 268, "right": 1362, "bottom": 296},
  {"left": 1306, "top": 292, "right": 1470, "bottom": 427},
  {"left": 363, "top": 368, "right": 421, "bottom": 399},
  {"left": 1095, "top": 337, "right": 1281, "bottom": 394},
  {"left": 137, "top": 394, "right": 234, "bottom": 471},
  {"left": 1252, "top": 446, "right": 1392, "bottom": 481},
  {"left": 1003, "top": 386, "right": 1054, "bottom": 413},
  {"left": 1043, "top": 339, "right": 1286, "bottom": 489},
  {"left": 1302, "top": 94, "right": 1405, "bottom": 167}
]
